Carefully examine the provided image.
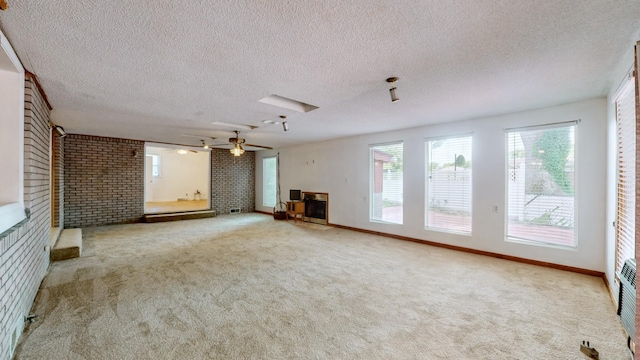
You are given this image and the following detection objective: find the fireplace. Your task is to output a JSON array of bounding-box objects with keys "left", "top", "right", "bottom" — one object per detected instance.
[{"left": 303, "top": 192, "right": 328, "bottom": 225}]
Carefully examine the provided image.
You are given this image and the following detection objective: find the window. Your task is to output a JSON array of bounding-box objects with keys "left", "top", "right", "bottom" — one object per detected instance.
[
  {"left": 426, "top": 135, "right": 472, "bottom": 234},
  {"left": 614, "top": 77, "right": 636, "bottom": 278},
  {"left": 506, "top": 123, "right": 576, "bottom": 247},
  {"left": 370, "top": 142, "right": 403, "bottom": 224},
  {"left": 0, "top": 29, "right": 26, "bottom": 234},
  {"left": 263, "top": 157, "right": 277, "bottom": 207},
  {"left": 150, "top": 154, "right": 161, "bottom": 177}
]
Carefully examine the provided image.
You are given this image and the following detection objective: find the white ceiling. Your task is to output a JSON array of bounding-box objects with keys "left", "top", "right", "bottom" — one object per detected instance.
[{"left": 0, "top": 1, "right": 639, "bottom": 150}]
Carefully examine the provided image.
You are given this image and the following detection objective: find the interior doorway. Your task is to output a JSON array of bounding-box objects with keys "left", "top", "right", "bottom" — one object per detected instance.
[{"left": 144, "top": 143, "right": 211, "bottom": 214}]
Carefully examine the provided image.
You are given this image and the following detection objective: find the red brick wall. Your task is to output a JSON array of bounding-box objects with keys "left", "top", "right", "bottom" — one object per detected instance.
[
  {"left": 63, "top": 139, "right": 256, "bottom": 225},
  {"left": 210, "top": 148, "right": 255, "bottom": 214},
  {"left": 63, "top": 135, "right": 145, "bottom": 227},
  {"left": 52, "top": 132, "right": 64, "bottom": 227}
]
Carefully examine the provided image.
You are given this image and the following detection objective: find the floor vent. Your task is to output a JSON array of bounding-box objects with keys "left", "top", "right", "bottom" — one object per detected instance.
[
  {"left": 617, "top": 258, "right": 635, "bottom": 353},
  {"left": 230, "top": 208, "right": 241, "bottom": 214}
]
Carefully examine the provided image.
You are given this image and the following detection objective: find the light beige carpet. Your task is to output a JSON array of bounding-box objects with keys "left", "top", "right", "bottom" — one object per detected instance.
[{"left": 16, "top": 213, "right": 628, "bottom": 359}]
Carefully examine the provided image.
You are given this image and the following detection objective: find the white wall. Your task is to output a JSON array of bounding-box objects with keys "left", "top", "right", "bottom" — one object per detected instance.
[
  {"left": 605, "top": 31, "right": 640, "bottom": 297},
  {"left": 256, "top": 98, "right": 607, "bottom": 271},
  {"left": 146, "top": 148, "right": 210, "bottom": 202}
]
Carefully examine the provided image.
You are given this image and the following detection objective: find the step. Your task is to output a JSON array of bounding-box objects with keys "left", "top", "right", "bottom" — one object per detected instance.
[
  {"left": 51, "top": 228, "right": 82, "bottom": 261},
  {"left": 49, "top": 227, "right": 62, "bottom": 249},
  {"left": 144, "top": 210, "right": 217, "bottom": 223}
]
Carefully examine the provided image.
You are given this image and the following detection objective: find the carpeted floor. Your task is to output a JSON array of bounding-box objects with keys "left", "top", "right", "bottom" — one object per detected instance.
[{"left": 16, "top": 213, "right": 628, "bottom": 359}]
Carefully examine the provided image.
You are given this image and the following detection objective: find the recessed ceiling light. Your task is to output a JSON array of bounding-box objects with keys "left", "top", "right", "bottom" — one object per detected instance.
[
  {"left": 259, "top": 94, "right": 319, "bottom": 113},
  {"left": 211, "top": 121, "right": 258, "bottom": 130}
]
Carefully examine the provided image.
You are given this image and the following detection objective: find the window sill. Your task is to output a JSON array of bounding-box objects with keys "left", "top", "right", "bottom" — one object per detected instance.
[{"left": 0, "top": 202, "right": 26, "bottom": 235}]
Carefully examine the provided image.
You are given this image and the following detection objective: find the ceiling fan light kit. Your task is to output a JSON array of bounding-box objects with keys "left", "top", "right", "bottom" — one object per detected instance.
[
  {"left": 230, "top": 144, "right": 245, "bottom": 156},
  {"left": 386, "top": 77, "right": 399, "bottom": 103},
  {"left": 205, "top": 130, "right": 273, "bottom": 157}
]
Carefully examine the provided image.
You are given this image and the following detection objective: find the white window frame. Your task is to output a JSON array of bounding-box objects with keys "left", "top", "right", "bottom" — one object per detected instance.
[
  {"left": 262, "top": 156, "right": 277, "bottom": 208},
  {"left": 425, "top": 134, "right": 473, "bottom": 235},
  {"left": 0, "top": 29, "right": 26, "bottom": 235},
  {"left": 505, "top": 121, "right": 578, "bottom": 249},
  {"left": 369, "top": 141, "right": 404, "bottom": 225},
  {"left": 613, "top": 74, "right": 636, "bottom": 279}
]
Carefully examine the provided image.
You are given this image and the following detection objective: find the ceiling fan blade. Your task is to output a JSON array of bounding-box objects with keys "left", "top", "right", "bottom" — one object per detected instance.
[
  {"left": 208, "top": 143, "right": 232, "bottom": 147},
  {"left": 245, "top": 143, "right": 273, "bottom": 150},
  {"left": 188, "top": 150, "right": 198, "bottom": 153}
]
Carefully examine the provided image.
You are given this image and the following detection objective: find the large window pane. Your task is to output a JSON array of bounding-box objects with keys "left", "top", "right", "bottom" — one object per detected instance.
[
  {"left": 506, "top": 124, "right": 576, "bottom": 247},
  {"left": 370, "top": 142, "right": 403, "bottom": 224},
  {"left": 615, "top": 79, "right": 636, "bottom": 277},
  {"left": 426, "top": 136, "right": 472, "bottom": 234},
  {"left": 263, "top": 157, "right": 277, "bottom": 207}
]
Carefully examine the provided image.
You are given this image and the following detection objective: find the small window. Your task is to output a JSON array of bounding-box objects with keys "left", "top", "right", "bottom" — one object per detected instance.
[
  {"left": 506, "top": 123, "right": 576, "bottom": 247},
  {"left": 370, "top": 142, "right": 403, "bottom": 224},
  {"left": 150, "top": 154, "right": 160, "bottom": 177},
  {"left": 426, "top": 135, "right": 472, "bottom": 234},
  {"left": 263, "top": 157, "right": 277, "bottom": 207},
  {"left": 145, "top": 154, "right": 161, "bottom": 177}
]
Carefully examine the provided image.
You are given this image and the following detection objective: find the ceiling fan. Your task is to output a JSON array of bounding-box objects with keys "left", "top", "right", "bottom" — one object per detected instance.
[
  {"left": 180, "top": 134, "right": 218, "bottom": 149},
  {"left": 209, "top": 130, "right": 273, "bottom": 156},
  {"left": 177, "top": 149, "right": 199, "bottom": 154}
]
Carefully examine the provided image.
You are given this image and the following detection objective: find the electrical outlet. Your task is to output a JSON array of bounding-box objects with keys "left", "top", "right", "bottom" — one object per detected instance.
[{"left": 492, "top": 204, "right": 499, "bottom": 213}]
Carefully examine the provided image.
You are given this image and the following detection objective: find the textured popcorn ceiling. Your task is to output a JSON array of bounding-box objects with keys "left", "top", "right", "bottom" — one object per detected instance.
[{"left": 0, "top": 1, "right": 639, "bottom": 149}]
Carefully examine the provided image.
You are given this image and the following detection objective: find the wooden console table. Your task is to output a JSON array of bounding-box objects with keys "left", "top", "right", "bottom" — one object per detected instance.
[{"left": 286, "top": 201, "right": 305, "bottom": 223}]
